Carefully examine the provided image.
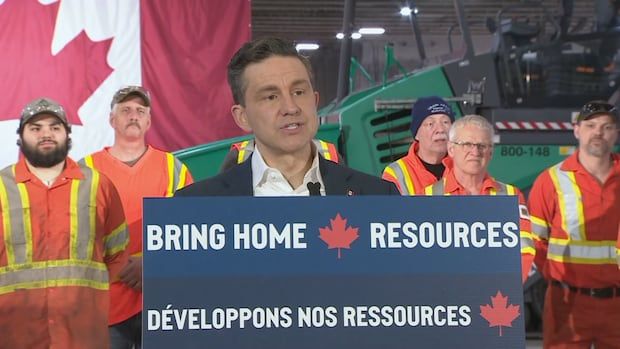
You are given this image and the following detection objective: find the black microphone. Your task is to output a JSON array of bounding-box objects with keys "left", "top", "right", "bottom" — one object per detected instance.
[{"left": 307, "top": 182, "right": 322, "bottom": 196}]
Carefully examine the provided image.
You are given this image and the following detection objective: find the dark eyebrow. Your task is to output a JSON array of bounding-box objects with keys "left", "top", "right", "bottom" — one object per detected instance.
[
  {"left": 290, "top": 79, "right": 311, "bottom": 87},
  {"left": 254, "top": 85, "right": 280, "bottom": 96}
]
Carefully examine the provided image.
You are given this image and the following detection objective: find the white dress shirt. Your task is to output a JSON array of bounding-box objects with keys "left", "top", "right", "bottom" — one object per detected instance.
[{"left": 251, "top": 145, "right": 326, "bottom": 196}]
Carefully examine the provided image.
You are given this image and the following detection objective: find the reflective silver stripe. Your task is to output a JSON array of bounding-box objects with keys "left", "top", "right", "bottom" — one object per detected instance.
[
  {"left": 493, "top": 182, "right": 508, "bottom": 195},
  {"left": 74, "top": 166, "right": 96, "bottom": 260},
  {"left": 385, "top": 162, "right": 411, "bottom": 194},
  {"left": 105, "top": 223, "right": 129, "bottom": 256},
  {"left": 0, "top": 262, "right": 108, "bottom": 293},
  {"left": 548, "top": 241, "right": 616, "bottom": 262},
  {"left": 430, "top": 180, "right": 444, "bottom": 194},
  {"left": 172, "top": 156, "right": 186, "bottom": 192},
  {"left": 0, "top": 166, "right": 29, "bottom": 265},
  {"left": 552, "top": 163, "right": 584, "bottom": 241},
  {"left": 530, "top": 215, "right": 549, "bottom": 240}
]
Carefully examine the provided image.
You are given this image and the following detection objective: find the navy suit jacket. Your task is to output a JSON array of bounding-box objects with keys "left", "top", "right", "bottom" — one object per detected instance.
[{"left": 176, "top": 156, "right": 398, "bottom": 196}]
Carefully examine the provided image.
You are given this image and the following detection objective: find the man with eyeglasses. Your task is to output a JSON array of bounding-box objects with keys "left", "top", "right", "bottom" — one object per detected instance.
[
  {"left": 424, "top": 115, "right": 535, "bottom": 283},
  {"left": 382, "top": 96, "right": 455, "bottom": 195},
  {"left": 80, "top": 86, "right": 193, "bottom": 349},
  {"left": 528, "top": 100, "right": 620, "bottom": 348}
]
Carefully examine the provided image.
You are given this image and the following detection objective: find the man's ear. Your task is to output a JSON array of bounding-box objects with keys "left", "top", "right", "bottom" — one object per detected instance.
[
  {"left": 314, "top": 91, "right": 320, "bottom": 107},
  {"left": 231, "top": 104, "right": 252, "bottom": 132}
]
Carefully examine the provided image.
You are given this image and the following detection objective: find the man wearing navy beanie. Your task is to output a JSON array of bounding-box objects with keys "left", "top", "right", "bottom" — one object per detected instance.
[{"left": 382, "top": 96, "right": 456, "bottom": 194}]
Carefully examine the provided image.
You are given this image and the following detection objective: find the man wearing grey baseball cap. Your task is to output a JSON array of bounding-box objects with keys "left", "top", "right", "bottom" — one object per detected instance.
[
  {"left": 81, "top": 86, "right": 193, "bottom": 349},
  {"left": 382, "top": 96, "right": 456, "bottom": 195},
  {"left": 0, "top": 97, "right": 129, "bottom": 348}
]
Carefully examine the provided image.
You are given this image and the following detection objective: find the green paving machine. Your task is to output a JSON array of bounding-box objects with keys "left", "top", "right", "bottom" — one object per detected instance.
[{"left": 174, "top": 0, "right": 620, "bottom": 332}]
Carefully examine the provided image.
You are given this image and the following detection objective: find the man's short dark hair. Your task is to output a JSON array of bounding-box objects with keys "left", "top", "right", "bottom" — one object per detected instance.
[{"left": 227, "top": 37, "right": 314, "bottom": 105}]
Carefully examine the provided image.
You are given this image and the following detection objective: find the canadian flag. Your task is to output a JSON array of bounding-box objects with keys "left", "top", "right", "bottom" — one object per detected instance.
[{"left": 0, "top": 0, "right": 250, "bottom": 168}]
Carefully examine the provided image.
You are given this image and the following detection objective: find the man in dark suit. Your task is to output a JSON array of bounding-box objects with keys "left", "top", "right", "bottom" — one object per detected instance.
[{"left": 177, "top": 37, "right": 396, "bottom": 196}]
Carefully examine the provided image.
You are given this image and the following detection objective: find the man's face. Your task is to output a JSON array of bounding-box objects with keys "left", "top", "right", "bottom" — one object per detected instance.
[
  {"left": 231, "top": 55, "right": 319, "bottom": 160},
  {"left": 448, "top": 124, "right": 493, "bottom": 176},
  {"left": 20, "top": 114, "right": 70, "bottom": 168},
  {"left": 416, "top": 113, "right": 452, "bottom": 156},
  {"left": 110, "top": 96, "right": 151, "bottom": 141},
  {"left": 574, "top": 114, "right": 618, "bottom": 158}
]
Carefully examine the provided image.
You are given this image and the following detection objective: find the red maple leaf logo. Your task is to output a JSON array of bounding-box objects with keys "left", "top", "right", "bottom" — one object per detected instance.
[
  {"left": 480, "top": 291, "right": 520, "bottom": 337},
  {"left": 0, "top": 0, "right": 112, "bottom": 124},
  {"left": 319, "top": 213, "right": 359, "bottom": 259}
]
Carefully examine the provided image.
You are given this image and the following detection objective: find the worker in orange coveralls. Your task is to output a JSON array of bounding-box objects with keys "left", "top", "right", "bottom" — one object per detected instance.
[
  {"left": 0, "top": 97, "right": 129, "bottom": 349},
  {"left": 528, "top": 100, "right": 620, "bottom": 348}
]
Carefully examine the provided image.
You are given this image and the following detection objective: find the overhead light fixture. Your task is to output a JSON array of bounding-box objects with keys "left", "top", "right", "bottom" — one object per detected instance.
[
  {"left": 414, "top": 7, "right": 419, "bottom": 14},
  {"left": 295, "top": 43, "right": 319, "bottom": 51},
  {"left": 400, "top": 6, "right": 412, "bottom": 16},
  {"left": 336, "top": 32, "right": 363, "bottom": 40},
  {"left": 358, "top": 27, "right": 385, "bottom": 35}
]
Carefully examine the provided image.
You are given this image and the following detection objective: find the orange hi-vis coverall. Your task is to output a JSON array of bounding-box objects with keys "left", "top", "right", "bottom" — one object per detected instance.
[
  {"left": 382, "top": 141, "right": 450, "bottom": 195},
  {"left": 424, "top": 169, "right": 535, "bottom": 283},
  {"left": 528, "top": 151, "right": 620, "bottom": 348},
  {"left": 0, "top": 158, "right": 129, "bottom": 349},
  {"left": 81, "top": 146, "right": 193, "bottom": 325}
]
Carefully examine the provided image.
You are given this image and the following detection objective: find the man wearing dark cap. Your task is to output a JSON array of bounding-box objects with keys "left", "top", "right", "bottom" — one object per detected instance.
[
  {"left": 0, "top": 98, "right": 129, "bottom": 348},
  {"left": 528, "top": 100, "right": 620, "bottom": 348},
  {"left": 80, "top": 86, "right": 192, "bottom": 349},
  {"left": 382, "top": 96, "right": 455, "bottom": 195}
]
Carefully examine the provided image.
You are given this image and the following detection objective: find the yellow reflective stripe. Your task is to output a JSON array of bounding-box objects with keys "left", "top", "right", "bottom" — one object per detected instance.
[
  {"left": 520, "top": 229, "right": 535, "bottom": 255},
  {"left": 0, "top": 175, "right": 14, "bottom": 265},
  {"left": 131, "top": 251, "right": 143, "bottom": 257},
  {"left": 69, "top": 179, "right": 80, "bottom": 260},
  {"left": 318, "top": 140, "right": 331, "bottom": 160},
  {"left": 547, "top": 254, "right": 616, "bottom": 265},
  {"left": 0, "top": 279, "right": 109, "bottom": 295},
  {"left": 166, "top": 153, "right": 175, "bottom": 197},
  {"left": 177, "top": 165, "right": 188, "bottom": 190},
  {"left": 506, "top": 184, "right": 516, "bottom": 195},
  {"left": 383, "top": 167, "right": 399, "bottom": 188},
  {"left": 520, "top": 231, "right": 535, "bottom": 240},
  {"left": 16, "top": 183, "right": 32, "bottom": 263},
  {"left": 548, "top": 238, "right": 616, "bottom": 264},
  {"left": 530, "top": 215, "right": 549, "bottom": 240},
  {"left": 547, "top": 165, "right": 567, "bottom": 234},
  {"left": 0, "top": 258, "right": 107, "bottom": 272},
  {"left": 549, "top": 238, "right": 616, "bottom": 247},
  {"left": 237, "top": 140, "right": 250, "bottom": 164},
  {"left": 396, "top": 160, "right": 415, "bottom": 195},
  {"left": 521, "top": 246, "right": 536, "bottom": 256},
  {"left": 550, "top": 164, "right": 586, "bottom": 241},
  {"left": 87, "top": 170, "right": 99, "bottom": 260},
  {"left": 566, "top": 171, "right": 586, "bottom": 240},
  {"left": 0, "top": 260, "right": 109, "bottom": 295},
  {"left": 427, "top": 178, "right": 447, "bottom": 195},
  {"left": 83, "top": 154, "right": 94, "bottom": 168},
  {"left": 489, "top": 187, "right": 497, "bottom": 195},
  {"left": 105, "top": 222, "right": 128, "bottom": 256}
]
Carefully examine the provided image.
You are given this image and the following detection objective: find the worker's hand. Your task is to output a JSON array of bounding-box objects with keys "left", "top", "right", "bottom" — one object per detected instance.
[{"left": 118, "top": 256, "right": 142, "bottom": 291}]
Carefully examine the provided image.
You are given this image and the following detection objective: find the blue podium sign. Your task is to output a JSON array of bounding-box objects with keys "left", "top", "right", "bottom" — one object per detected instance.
[{"left": 143, "top": 196, "right": 525, "bottom": 348}]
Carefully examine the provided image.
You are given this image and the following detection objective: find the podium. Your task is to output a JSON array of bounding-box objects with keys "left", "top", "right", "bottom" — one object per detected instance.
[{"left": 143, "top": 196, "right": 525, "bottom": 348}]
